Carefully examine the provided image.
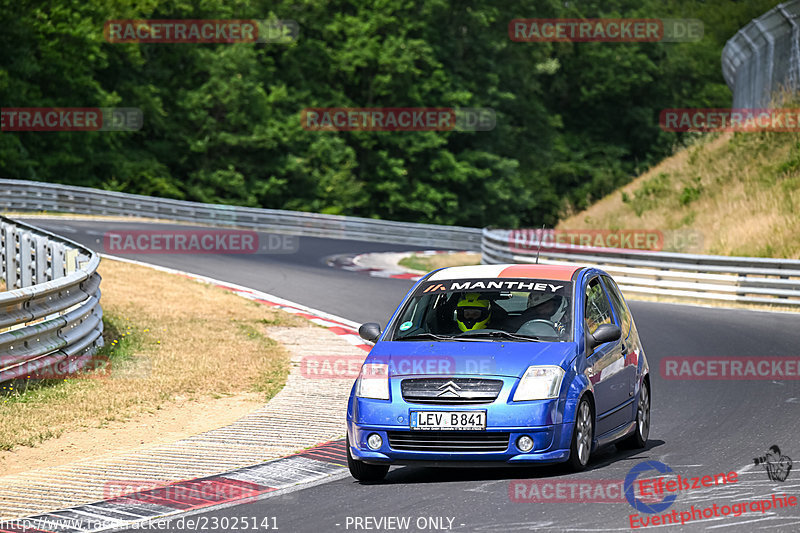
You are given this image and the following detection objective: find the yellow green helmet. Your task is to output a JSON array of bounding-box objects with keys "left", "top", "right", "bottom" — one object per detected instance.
[{"left": 456, "top": 293, "right": 492, "bottom": 332}]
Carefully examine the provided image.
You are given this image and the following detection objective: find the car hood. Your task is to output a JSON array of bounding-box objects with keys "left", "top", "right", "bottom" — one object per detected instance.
[{"left": 367, "top": 340, "right": 578, "bottom": 378}]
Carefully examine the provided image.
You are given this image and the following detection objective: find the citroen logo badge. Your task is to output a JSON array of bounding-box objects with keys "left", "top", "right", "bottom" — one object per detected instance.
[{"left": 437, "top": 380, "right": 462, "bottom": 397}]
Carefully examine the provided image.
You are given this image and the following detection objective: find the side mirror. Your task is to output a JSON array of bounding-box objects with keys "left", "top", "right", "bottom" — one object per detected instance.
[
  {"left": 358, "top": 322, "right": 382, "bottom": 343},
  {"left": 588, "top": 323, "right": 621, "bottom": 351}
]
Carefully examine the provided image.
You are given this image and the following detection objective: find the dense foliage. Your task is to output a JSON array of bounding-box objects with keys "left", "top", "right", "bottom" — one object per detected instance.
[{"left": 0, "top": 0, "right": 783, "bottom": 227}]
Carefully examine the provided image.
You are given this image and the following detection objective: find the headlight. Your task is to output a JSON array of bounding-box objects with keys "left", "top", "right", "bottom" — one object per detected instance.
[
  {"left": 513, "top": 365, "right": 565, "bottom": 401},
  {"left": 355, "top": 363, "right": 390, "bottom": 400}
]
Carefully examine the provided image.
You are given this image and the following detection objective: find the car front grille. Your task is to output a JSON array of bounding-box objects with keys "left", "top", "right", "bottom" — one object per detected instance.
[
  {"left": 401, "top": 378, "right": 503, "bottom": 404},
  {"left": 387, "top": 431, "right": 510, "bottom": 452}
]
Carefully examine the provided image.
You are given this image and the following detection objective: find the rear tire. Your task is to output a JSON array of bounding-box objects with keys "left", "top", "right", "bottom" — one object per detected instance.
[
  {"left": 618, "top": 380, "right": 650, "bottom": 450},
  {"left": 347, "top": 434, "right": 389, "bottom": 482},
  {"left": 567, "top": 398, "right": 593, "bottom": 472}
]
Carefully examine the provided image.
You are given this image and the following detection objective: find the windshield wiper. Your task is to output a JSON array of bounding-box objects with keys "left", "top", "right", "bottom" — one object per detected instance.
[
  {"left": 396, "top": 332, "right": 489, "bottom": 342},
  {"left": 457, "top": 331, "right": 542, "bottom": 342}
]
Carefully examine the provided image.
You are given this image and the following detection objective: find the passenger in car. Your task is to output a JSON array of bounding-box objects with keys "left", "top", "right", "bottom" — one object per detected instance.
[{"left": 506, "top": 294, "right": 567, "bottom": 333}]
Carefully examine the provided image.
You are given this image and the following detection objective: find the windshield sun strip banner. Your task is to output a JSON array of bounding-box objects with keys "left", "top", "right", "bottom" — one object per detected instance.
[{"left": 415, "top": 278, "right": 572, "bottom": 296}]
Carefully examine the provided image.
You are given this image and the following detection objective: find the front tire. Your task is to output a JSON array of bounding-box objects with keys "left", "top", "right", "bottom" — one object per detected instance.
[
  {"left": 567, "top": 397, "right": 593, "bottom": 471},
  {"left": 347, "top": 434, "right": 389, "bottom": 482},
  {"left": 618, "top": 380, "right": 650, "bottom": 449}
]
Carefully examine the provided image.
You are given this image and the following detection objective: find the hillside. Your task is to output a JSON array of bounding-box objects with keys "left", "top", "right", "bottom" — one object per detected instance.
[{"left": 558, "top": 131, "right": 800, "bottom": 259}]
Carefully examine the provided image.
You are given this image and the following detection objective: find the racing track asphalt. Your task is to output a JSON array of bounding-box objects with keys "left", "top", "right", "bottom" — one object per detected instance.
[
  {"left": 21, "top": 218, "right": 422, "bottom": 324},
  {"left": 19, "top": 217, "right": 800, "bottom": 532}
]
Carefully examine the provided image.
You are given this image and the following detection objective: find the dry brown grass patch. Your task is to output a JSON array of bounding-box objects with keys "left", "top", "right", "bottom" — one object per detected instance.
[
  {"left": 0, "top": 257, "right": 303, "bottom": 450},
  {"left": 558, "top": 131, "right": 800, "bottom": 258}
]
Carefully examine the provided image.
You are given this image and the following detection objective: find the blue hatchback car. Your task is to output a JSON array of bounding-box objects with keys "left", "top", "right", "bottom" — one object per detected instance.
[{"left": 346, "top": 264, "right": 650, "bottom": 481}]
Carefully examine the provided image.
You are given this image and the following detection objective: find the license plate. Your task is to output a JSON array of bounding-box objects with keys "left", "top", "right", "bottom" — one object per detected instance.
[{"left": 410, "top": 411, "right": 486, "bottom": 431}]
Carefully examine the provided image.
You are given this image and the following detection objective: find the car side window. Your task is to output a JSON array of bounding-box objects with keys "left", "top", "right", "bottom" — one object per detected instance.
[
  {"left": 584, "top": 277, "right": 613, "bottom": 335},
  {"left": 602, "top": 276, "right": 632, "bottom": 339}
]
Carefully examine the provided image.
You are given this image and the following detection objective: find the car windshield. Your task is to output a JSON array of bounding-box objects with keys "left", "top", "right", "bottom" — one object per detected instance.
[{"left": 390, "top": 278, "right": 573, "bottom": 342}]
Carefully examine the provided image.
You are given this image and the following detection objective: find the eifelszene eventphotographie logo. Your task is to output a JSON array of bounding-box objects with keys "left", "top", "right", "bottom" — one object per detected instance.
[{"left": 754, "top": 444, "right": 792, "bottom": 482}]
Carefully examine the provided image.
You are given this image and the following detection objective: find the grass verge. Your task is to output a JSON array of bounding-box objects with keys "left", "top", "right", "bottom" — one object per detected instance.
[
  {"left": 398, "top": 251, "right": 481, "bottom": 273},
  {"left": 558, "top": 130, "right": 800, "bottom": 258},
  {"left": 0, "top": 258, "right": 305, "bottom": 451}
]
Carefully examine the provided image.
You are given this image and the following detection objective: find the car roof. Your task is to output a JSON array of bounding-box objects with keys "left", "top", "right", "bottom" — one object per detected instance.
[{"left": 427, "top": 264, "right": 583, "bottom": 282}]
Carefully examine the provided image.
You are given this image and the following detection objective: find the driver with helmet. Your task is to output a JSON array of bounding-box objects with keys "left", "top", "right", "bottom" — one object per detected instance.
[
  {"left": 455, "top": 292, "right": 494, "bottom": 332},
  {"left": 451, "top": 292, "right": 565, "bottom": 335}
]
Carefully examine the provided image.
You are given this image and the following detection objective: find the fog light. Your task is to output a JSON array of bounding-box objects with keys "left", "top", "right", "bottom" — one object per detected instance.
[
  {"left": 367, "top": 433, "right": 383, "bottom": 450},
  {"left": 517, "top": 435, "right": 534, "bottom": 452}
]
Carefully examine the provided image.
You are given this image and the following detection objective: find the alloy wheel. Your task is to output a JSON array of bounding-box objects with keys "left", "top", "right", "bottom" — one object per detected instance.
[{"left": 576, "top": 401, "right": 592, "bottom": 465}]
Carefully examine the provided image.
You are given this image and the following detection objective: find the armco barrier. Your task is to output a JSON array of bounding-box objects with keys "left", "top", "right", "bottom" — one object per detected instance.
[
  {"left": 3, "top": 180, "right": 798, "bottom": 307},
  {"left": 482, "top": 228, "right": 800, "bottom": 306},
  {"left": 0, "top": 179, "right": 482, "bottom": 250},
  {"left": 722, "top": 0, "right": 800, "bottom": 108},
  {"left": 0, "top": 215, "right": 103, "bottom": 383}
]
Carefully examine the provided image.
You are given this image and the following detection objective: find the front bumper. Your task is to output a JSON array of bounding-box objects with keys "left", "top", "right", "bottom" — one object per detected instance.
[
  {"left": 348, "top": 426, "right": 571, "bottom": 465},
  {"left": 346, "top": 376, "right": 576, "bottom": 465}
]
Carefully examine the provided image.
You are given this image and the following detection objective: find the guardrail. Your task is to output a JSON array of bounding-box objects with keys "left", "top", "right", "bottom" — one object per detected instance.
[
  {"left": 722, "top": 0, "right": 800, "bottom": 108},
  {"left": 0, "top": 215, "right": 103, "bottom": 383},
  {"left": 0, "top": 179, "right": 482, "bottom": 250},
  {"left": 4, "top": 180, "right": 798, "bottom": 308},
  {"left": 482, "top": 228, "right": 800, "bottom": 306}
]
